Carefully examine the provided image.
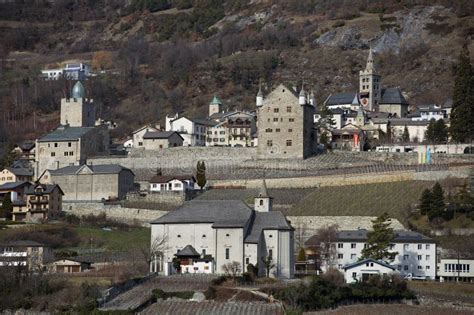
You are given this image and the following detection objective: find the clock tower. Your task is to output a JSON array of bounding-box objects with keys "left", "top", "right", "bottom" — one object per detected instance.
[{"left": 359, "top": 48, "right": 381, "bottom": 111}]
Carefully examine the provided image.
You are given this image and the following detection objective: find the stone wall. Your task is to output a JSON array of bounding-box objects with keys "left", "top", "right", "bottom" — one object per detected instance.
[
  {"left": 126, "top": 191, "right": 188, "bottom": 206},
  {"left": 63, "top": 202, "right": 166, "bottom": 226}
]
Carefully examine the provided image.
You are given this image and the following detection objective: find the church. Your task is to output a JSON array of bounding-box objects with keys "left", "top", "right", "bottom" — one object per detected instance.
[
  {"left": 325, "top": 48, "right": 409, "bottom": 118},
  {"left": 149, "top": 181, "right": 294, "bottom": 278}
]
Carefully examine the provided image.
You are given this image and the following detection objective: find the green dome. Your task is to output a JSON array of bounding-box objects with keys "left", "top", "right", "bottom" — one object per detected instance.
[
  {"left": 71, "top": 81, "right": 85, "bottom": 98},
  {"left": 210, "top": 95, "right": 222, "bottom": 105}
]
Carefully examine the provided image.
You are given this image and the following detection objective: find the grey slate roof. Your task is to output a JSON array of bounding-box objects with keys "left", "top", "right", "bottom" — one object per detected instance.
[
  {"left": 191, "top": 118, "right": 219, "bottom": 126},
  {"left": 326, "top": 92, "right": 357, "bottom": 106},
  {"left": 0, "top": 240, "right": 45, "bottom": 247},
  {"left": 6, "top": 167, "right": 33, "bottom": 177},
  {"left": 388, "top": 118, "right": 428, "bottom": 126},
  {"left": 335, "top": 229, "right": 434, "bottom": 243},
  {"left": 380, "top": 88, "right": 408, "bottom": 105},
  {"left": 143, "top": 131, "right": 183, "bottom": 140},
  {"left": 151, "top": 200, "right": 253, "bottom": 227},
  {"left": 245, "top": 212, "right": 292, "bottom": 243},
  {"left": 0, "top": 181, "right": 31, "bottom": 191},
  {"left": 343, "top": 258, "right": 396, "bottom": 271},
  {"left": 176, "top": 245, "right": 200, "bottom": 257},
  {"left": 25, "top": 183, "right": 63, "bottom": 195},
  {"left": 38, "top": 126, "right": 95, "bottom": 142},
  {"left": 49, "top": 164, "right": 132, "bottom": 175}
]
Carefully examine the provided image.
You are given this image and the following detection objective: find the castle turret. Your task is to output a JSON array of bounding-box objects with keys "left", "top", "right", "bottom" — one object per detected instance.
[
  {"left": 209, "top": 95, "right": 222, "bottom": 117},
  {"left": 256, "top": 84, "right": 264, "bottom": 107},
  {"left": 60, "top": 81, "right": 95, "bottom": 127},
  {"left": 254, "top": 179, "right": 273, "bottom": 212},
  {"left": 71, "top": 81, "right": 86, "bottom": 99},
  {"left": 299, "top": 84, "right": 307, "bottom": 106},
  {"left": 309, "top": 89, "right": 316, "bottom": 107}
]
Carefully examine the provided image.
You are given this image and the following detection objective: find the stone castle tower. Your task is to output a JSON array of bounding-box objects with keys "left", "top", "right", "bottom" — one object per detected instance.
[
  {"left": 60, "top": 81, "right": 96, "bottom": 127},
  {"left": 209, "top": 95, "right": 222, "bottom": 117},
  {"left": 359, "top": 48, "right": 381, "bottom": 112},
  {"left": 257, "top": 83, "right": 315, "bottom": 159}
]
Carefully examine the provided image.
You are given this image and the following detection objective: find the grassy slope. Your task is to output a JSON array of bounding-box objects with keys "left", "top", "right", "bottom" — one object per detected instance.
[{"left": 289, "top": 180, "right": 435, "bottom": 223}]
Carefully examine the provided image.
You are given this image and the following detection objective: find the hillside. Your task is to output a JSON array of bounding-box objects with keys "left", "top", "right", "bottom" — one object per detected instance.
[{"left": 0, "top": 0, "right": 472, "bottom": 143}]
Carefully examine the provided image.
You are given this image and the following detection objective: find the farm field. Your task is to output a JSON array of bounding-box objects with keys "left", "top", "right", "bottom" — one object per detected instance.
[
  {"left": 310, "top": 304, "right": 474, "bottom": 315},
  {"left": 289, "top": 181, "right": 436, "bottom": 222}
]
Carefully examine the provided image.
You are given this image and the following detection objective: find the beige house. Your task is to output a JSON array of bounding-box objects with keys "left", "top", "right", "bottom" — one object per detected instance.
[
  {"left": 50, "top": 258, "right": 92, "bottom": 273},
  {"left": 206, "top": 111, "right": 257, "bottom": 147},
  {"left": 0, "top": 167, "right": 33, "bottom": 185},
  {"left": 0, "top": 240, "right": 54, "bottom": 271},
  {"left": 45, "top": 164, "right": 135, "bottom": 201},
  {"left": 331, "top": 124, "right": 365, "bottom": 151},
  {"left": 257, "top": 84, "right": 315, "bottom": 159},
  {"left": 142, "top": 131, "right": 183, "bottom": 150},
  {"left": 132, "top": 124, "right": 159, "bottom": 148},
  {"left": 14, "top": 183, "right": 64, "bottom": 223},
  {"left": 35, "top": 125, "right": 109, "bottom": 178}
]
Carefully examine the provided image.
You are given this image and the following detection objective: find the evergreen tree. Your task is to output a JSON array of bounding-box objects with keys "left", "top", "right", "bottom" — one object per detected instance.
[
  {"left": 402, "top": 125, "right": 410, "bottom": 142},
  {"left": 196, "top": 160, "right": 207, "bottom": 190},
  {"left": 320, "top": 131, "right": 330, "bottom": 149},
  {"left": 360, "top": 213, "right": 397, "bottom": 262},
  {"left": 419, "top": 188, "right": 432, "bottom": 215},
  {"left": 450, "top": 44, "right": 474, "bottom": 143},
  {"left": 1, "top": 193, "right": 13, "bottom": 219},
  {"left": 433, "top": 119, "right": 448, "bottom": 143},
  {"left": 430, "top": 182, "right": 446, "bottom": 220},
  {"left": 425, "top": 118, "right": 436, "bottom": 143},
  {"left": 297, "top": 247, "right": 306, "bottom": 261}
]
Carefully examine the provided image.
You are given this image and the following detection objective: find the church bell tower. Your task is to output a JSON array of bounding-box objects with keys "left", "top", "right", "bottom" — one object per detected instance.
[{"left": 359, "top": 48, "right": 381, "bottom": 111}]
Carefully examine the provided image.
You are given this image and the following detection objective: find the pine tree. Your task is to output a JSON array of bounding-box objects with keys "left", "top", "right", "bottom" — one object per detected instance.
[
  {"left": 425, "top": 118, "right": 436, "bottom": 143},
  {"left": 1, "top": 193, "right": 13, "bottom": 219},
  {"left": 419, "top": 188, "right": 432, "bottom": 215},
  {"left": 297, "top": 247, "right": 307, "bottom": 261},
  {"left": 402, "top": 125, "right": 410, "bottom": 142},
  {"left": 433, "top": 119, "right": 448, "bottom": 143},
  {"left": 430, "top": 182, "right": 446, "bottom": 220},
  {"left": 361, "top": 213, "right": 397, "bottom": 262},
  {"left": 450, "top": 44, "right": 474, "bottom": 143},
  {"left": 196, "top": 161, "right": 207, "bottom": 190}
]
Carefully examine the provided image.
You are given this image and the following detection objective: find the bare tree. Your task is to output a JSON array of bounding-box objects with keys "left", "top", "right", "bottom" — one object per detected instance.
[
  {"left": 294, "top": 221, "right": 308, "bottom": 251},
  {"left": 142, "top": 234, "right": 168, "bottom": 273},
  {"left": 261, "top": 255, "right": 275, "bottom": 278},
  {"left": 222, "top": 261, "right": 241, "bottom": 281},
  {"left": 305, "top": 224, "right": 339, "bottom": 272}
]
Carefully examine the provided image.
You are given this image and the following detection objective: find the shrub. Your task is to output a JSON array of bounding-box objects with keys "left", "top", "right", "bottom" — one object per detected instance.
[
  {"left": 152, "top": 289, "right": 194, "bottom": 300},
  {"left": 211, "top": 275, "right": 227, "bottom": 286}
]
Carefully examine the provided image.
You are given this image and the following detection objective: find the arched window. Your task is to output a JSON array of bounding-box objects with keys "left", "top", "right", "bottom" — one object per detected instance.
[{"left": 259, "top": 200, "right": 264, "bottom": 206}]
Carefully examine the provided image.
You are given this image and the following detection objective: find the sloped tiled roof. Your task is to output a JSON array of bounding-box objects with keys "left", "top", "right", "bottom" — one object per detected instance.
[
  {"left": 151, "top": 200, "right": 253, "bottom": 227},
  {"left": 380, "top": 88, "right": 408, "bottom": 105},
  {"left": 335, "top": 229, "right": 434, "bottom": 243},
  {"left": 245, "top": 212, "right": 292, "bottom": 243},
  {"left": 5, "top": 167, "right": 33, "bottom": 177},
  {"left": 0, "top": 240, "right": 45, "bottom": 247},
  {"left": 0, "top": 181, "right": 31, "bottom": 191},
  {"left": 343, "top": 258, "right": 396, "bottom": 271},
  {"left": 149, "top": 175, "right": 195, "bottom": 183},
  {"left": 38, "top": 126, "right": 95, "bottom": 142},
  {"left": 49, "top": 164, "right": 132, "bottom": 175},
  {"left": 25, "top": 183, "right": 63, "bottom": 195},
  {"left": 143, "top": 131, "right": 183, "bottom": 140},
  {"left": 176, "top": 245, "right": 200, "bottom": 257},
  {"left": 326, "top": 92, "right": 357, "bottom": 106}
]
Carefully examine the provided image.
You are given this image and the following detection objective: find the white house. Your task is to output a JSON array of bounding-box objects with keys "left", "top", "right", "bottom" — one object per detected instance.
[
  {"left": 343, "top": 258, "right": 398, "bottom": 283},
  {"left": 409, "top": 104, "right": 449, "bottom": 121},
  {"left": 150, "top": 181, "right": 294, "bottom": 279},
  {"left": 174, "top": 245, "right": 214, "bottom": 274},
  {"left": 316, "top": 229, "right": 436, "bottom": 280},
  {"left": 149, "top": 175, "right": 196, "bottom": 192},
  {"left": 165, "top": 114, "right": 216, "bottom": 146},
  {"left": 41, "top": 63, "right": 91, "bottom": 81}
]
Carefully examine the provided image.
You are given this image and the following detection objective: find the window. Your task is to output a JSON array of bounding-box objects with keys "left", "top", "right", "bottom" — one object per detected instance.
[
  {"left": 351, "top": 243, "right": 356, "bottom": 249},
  {"left": 426, "top": 255, "right": 430, "bottom": 261},
  {"left": 225, "top": 248, "right": 230, "bottom": 259},
  {"left": 417, "top": 255, "right": 422, "bottom": 261},
  {"left": 403, "top": 244, "right": 409, "bottom": 250},
  {"left": 403, "top": 254, "right": 409, "bottom": 260},
  {"left": 177, "top": 234, "right": 181, "bottom": 238},
  {"left": 265, "top": 128, "right": 272, "bottom": 133},
  {"left": 202, "top": 234, "right": 206, "bottom": 238},
  {"left": 275, "top": 128, "right": 280, "bottom": 132},
  {"left": 418, "top": 266, "right": 423, "bottom": 270},
  {"left": 259, "top": 200, "right": 263, "bottom": 206},
  {"left": 426, "top": 265, "right": 430, "bottom": 270},
  {"left": 54, "top": 143, "right": 58, "bottom": 147},
  {"left": 69, "top": 151, "right": 74, "bottom": 156},
  {"left": 352, "top": 272, "right": 357, "bottom": 278},
  {"left": 338, "top": 264, "right": 343, "bottom": 269},
  {"left": 286, "top": 140, "right": 292, "bottom": 146},
  {"left": 338, "top": 254, "right": 343, "bottom": 259},
  {"left": 289, "top": 118, "right": 295, "bottom": 122},
  {"left": 246, "top": 257, "right": 249, "bottom": 265},
  {"left": 267, "top": 140, "right": 273, "bottom": 147},
  {"left": 202, "top": 249, "right": 206, "bottom": 255},
  {"left": 269, "top": 235, "right": 273, "bottom": 238},
  {"left": 418, "top": 244, "right": 422, "bottom": 250},
  {"left": 51, "top": 152, "right": 55, "bottom": 157},
  {"left": 351, "top": 254, "right": 356, "bottom": 260},
  {"left": 426, "top": 244, "right": 430, "bottom": 250},
  {"left": 404, "top": 265, "right": 409, "bottom": 271},
  {"left": 226, "top": 234, "right": 230, "bottom": 237},
  {"left": 274, "top": 108, "right": 279, "bottom": 113},
  {"left": 337, "top": 243, "right": 343, "bottom": 249},
  {"left": 288, "top": 129, "right": 293, "bottom": 132},
  {"left": 64, "top": 152, "right": 68, "bottom": 156},
  {"left": 273, "top": 118, "right": 278, "bottom": 122},
  {"left": 68, "top": 142, "right": 72, "bottom": 147},
  {"left": 269, "top": 249, "right": 273, "bottom": 259},
  {"left": 286, "top": 106, "right": 292, "bottom": 113}
]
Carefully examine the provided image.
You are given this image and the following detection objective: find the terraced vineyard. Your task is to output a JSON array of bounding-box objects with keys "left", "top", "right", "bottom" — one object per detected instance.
[{"left": 288, "top": 181, "right": 436, "bottom": 222}]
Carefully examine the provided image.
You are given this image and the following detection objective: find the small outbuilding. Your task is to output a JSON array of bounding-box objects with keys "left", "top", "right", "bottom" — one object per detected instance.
[
  {"left": 51, "top": 258, "right": 92, "bottom": 273},
  {"left": 343, "top": 258, "right": 397, "bottom": 283}
]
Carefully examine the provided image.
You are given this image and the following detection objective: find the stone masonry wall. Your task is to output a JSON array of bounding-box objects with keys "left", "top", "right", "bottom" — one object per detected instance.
[
  {"left": 63, "top": 202, "right": 166, "bottom": 226},
  {"left": 126, "top": 191, "right": 188, "bottom": 205}
]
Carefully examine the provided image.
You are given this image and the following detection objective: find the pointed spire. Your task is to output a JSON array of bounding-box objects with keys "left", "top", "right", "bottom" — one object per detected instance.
[
  {"left": 256, "top": 79, "right": 264, "bottom": 107},
  {"left": 258, "top": 179, "right": 269, "bottom": 198},
  {"left": 299, "top": 81, "right": 306, "bottom": 96},
  {"left": 257, "top": 79, "right": 263, "bottom": 97},
  {"left": 365, "top": 46, "right": 375, "bottom": 72}
]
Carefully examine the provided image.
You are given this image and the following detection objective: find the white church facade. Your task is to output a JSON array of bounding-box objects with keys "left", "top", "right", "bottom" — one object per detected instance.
[{"left": 149, "top": 181, "right": 294, "bottom": 278}]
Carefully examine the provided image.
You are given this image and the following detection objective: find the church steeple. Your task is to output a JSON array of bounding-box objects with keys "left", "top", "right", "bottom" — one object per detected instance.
[
  {"left": 255, "top": 179, "right": 273, "bottom": 212},
  {"left": 359, "top": 47, "right": 381, "bottom": 112},
  {"left": 256, "top": 81, "right": 264, "bottom": 107},
  {"left": 299, "top": 82, "right": 307, "bottom": 105},
  {"left": 365, "top": 47, "right": 376, "bottom": 73}
]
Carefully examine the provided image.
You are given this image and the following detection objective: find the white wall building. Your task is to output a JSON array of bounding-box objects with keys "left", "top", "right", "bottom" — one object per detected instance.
[
  {"left": 165, "top": 115, "right": 215, "bottom": 146},
  {"left": 409, "top": 105, "right": 449, "bottom": 121},
  {"left": 343, "top": 258, "right": 398, "bottom": 283},
  {"left": 41, "top": 63, "right": 91, "bottom": 81},
  {"left": 149, "top": 175, "right": 196, "bottom": 192},
  {"left": 150, "top": 181, "right": 294, "bottom": 279},
  {"left": 438, "top": 258, "right": 474, "bottom": 283},
  {"left": 324, "top": 229, "right": 436, "bottom": 280}
]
